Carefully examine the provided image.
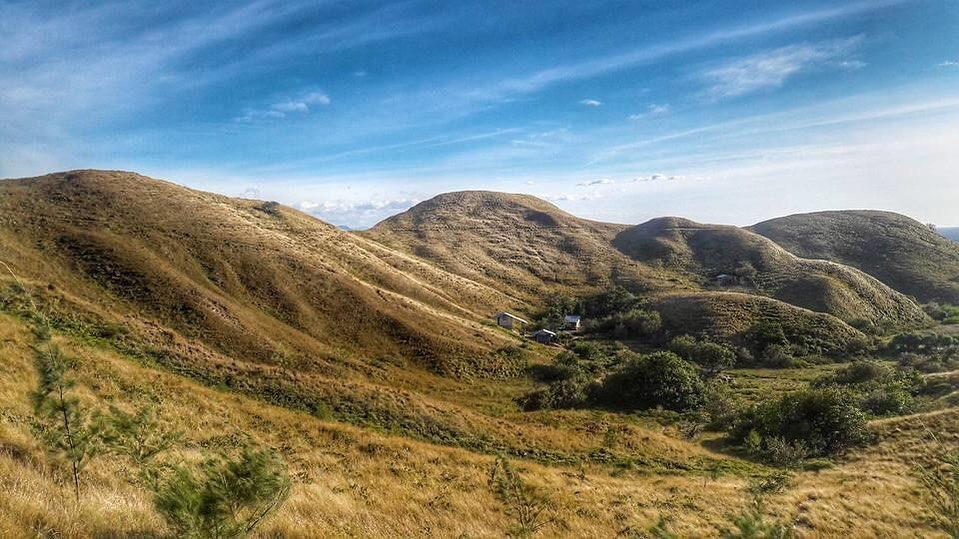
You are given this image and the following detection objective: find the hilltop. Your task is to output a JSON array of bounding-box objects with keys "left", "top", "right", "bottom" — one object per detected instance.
[
  {"left": 751, "top": 210, "right": 959, "bottom": 304},
  {"left": 367, "top": 191, "right": 672, "bottom": 301},
  {"left": 0, "top": 171, "right": 521, "bottom": 377}
]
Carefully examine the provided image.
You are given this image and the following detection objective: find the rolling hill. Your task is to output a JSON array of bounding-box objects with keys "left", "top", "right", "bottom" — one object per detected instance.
[
  {"left": 367, "top": 190, "right": 676, "bottom": 302},
  {"left": 751, "top": 211, "right": 959, "bottom": 305},
  {"left": 614, "top": 217, "right": 928, "bottom": 332},
  {"left": 371, "top": 194, "right": 928, "bottom": 343},
  {"left": 0, "top": 171, "right": 522, "bottom": 378},
  {"left": 0, "top": 171, "right": 954, "bottom": 537}
]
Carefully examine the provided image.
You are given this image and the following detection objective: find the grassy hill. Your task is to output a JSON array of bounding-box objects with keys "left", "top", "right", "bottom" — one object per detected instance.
[
  {"left": 751, "top": 211, "right": 959, "bottom": 305},
  {"left": 366, "top": 191, "right": 679, "bottom": 302},
  {"left": 616, "top": 217, "right": 929, "bottom": 332},
  {"left": 1, "top": 310, "right": 949, "bottom": 537},
  {"left": 0, "top": 171, "right": 525, "bottom": 378},
  {"left": 372, "top": 195, "right": 927, "bottom": 341}
]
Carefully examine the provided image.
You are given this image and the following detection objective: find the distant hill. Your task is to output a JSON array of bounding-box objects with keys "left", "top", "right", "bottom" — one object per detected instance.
[
  {"left": 940, "top": 227, "right": 959, "bottom": 242},
  {"left": 366, "top": 190, "right": 676, "bottom": 301},
  {"left": 371, "top": 193, "right": 928, "bottom": 342},
  {"left": 615, "top": 217, "right": 928, "bottom": 332},
  {"left": 751, "top": 211, "right": 959, "bottom": 305}
]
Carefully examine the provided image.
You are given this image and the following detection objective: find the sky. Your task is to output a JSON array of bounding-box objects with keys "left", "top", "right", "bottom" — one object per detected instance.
[{"left": 2, "top": 0, "right": 958, "bottom": 228}]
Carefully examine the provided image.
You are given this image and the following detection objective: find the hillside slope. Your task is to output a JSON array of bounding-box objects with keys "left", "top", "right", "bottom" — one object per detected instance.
[
  {"left": 366, "top": 191, "right": 678, "bottom": 302},
  {"left": 751, "top": 210, "right": 959, "bottom": 305},
  {"left": 615, "top": 217, "right": 928, "bottom": 331},
  {"left": 0, "top": 171, "right": 518, "bottom": 377}
]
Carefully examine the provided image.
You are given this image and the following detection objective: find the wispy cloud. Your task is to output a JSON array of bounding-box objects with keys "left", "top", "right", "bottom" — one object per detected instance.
[
  {"left": 628, "top": 104, "right": 671, "bottom": 120},
  {"left": 235, "top": 91, "right": 331, "bottom": 122},
  {"left": 700, "top": 37, "right": 863, "bottom": 99},
  {"left": 577, "top": 178, "right": 614, "bottom": 186},
  {"left": 579, "top": 99, "right": 603, "bottom": 107},
  {"left": 462, "top": 1, "right": 898, "bottom": 104},
  {"left": 939, "top": 60, "right": 959, "bottom": 67}
]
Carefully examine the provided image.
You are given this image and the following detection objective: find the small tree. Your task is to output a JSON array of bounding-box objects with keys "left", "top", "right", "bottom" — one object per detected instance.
[
  {"left": 488, "top": 456, "right": 554, "bottom": 537},
  {"left": 154, "top": 447, "right": 291, "bottom": 538},
  {"left": 31, "top": 343, "right": 100, "bottom": 502},
  {"left": 101, "top": 405, "right": 180, "bottom": 486}
]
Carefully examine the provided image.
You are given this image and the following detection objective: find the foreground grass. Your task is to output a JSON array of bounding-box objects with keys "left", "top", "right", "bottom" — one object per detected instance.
[{"left": 0, "top": 313, "right": 954, "bottom": 537}]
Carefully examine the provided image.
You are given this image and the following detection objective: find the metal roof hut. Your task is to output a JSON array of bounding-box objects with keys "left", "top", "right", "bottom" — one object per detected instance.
[
  {"left": 495, "top": 312, "right": 529, "bottom": 330},
  {"left": 532, "top": 329, "right": 557, "bottom": 344}
]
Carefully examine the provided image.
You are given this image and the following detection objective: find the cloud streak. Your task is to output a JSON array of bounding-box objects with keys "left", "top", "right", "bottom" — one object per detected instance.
[{"left": 700, "top": 37, "right": 863, "bottom": 99}]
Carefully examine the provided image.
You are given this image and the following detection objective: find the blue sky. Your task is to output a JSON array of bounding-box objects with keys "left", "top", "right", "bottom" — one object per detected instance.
[{"left": 2, "top": 0, "right": 958, "bottom": 228}]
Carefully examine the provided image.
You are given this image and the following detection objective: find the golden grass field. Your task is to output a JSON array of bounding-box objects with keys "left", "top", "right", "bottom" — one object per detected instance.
[
  {"left": 1, "top": 310, "right": 955, "bottom": 538},
  {"left": 1, "top": 170, "right": 958, "bottom": 537}
]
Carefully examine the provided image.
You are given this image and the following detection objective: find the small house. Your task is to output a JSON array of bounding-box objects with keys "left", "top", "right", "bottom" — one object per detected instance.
[
  {"left": 564, "top": 314, "right": 582, "bottom": 330},
  {"left": 532, "top": 329, "right": 557, "bottom": 344},
  {"left": 496, "top": 312, "right": 529, "bottom": 330}
]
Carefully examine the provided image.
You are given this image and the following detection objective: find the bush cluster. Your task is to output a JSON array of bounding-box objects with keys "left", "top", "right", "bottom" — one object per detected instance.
[
  {"left": 669, "top": 335, "right": 736, "bottom": 377},
  {"left": 889, "top": 332, "right": 959, "bottom": 373},
  {"left": 729, "top": 387, "right": 872, "bottom": 459},
  {"left": 923, "top": 302, "right": 959, "bottom": 325},
  {"left": 520, "top": 344, "right": 708, "bottom": 413}
]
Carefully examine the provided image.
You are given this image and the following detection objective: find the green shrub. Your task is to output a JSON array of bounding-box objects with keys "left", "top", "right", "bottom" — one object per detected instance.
[
  {"left": 730, "top": 388, "right": 871, "bottom": 458},
  {"left": 828, "top": 360, "right": 893, "bottom": 385},
  {"left": 518, "top": 377, "right": 594, "bottom": 411},
  {"left": 154, "top": 447, "right": 291, "bottom": 538},
  {"left": 758, "top": 345, "right": 797, "bottom": 369},
  {"left": 599, "top": 352, "right": 707, "bottom": 412},
  {"left": 678, "top": 339, "right": 736, "bottom": 376}
]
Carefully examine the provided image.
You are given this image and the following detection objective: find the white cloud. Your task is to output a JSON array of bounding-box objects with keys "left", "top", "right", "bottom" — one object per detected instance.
[
  {"left": 296, "top": 197, "right": 419, "bottom": 227},
  {"left": 577, "top": 178, "right": 615, "bottom": 186},
  {"left": 579, "top": 99, "right": 603, "bottom": 107},
  {"left": 839, "top": 60, "right": 867, "bottom": 69},
  {"left": 939, "top": 61, "right": 959, "bottom": 67},
  {"left": 701, "top": 37, "right": 863, "bottom": 99},
  {"left": 628, "top": 103, "right": 671, "bottom": 120},
  {"left": 629, "top": 174, "right": 686, "bottom": 182},
  {"left": 236, "top": 91, "right": 331, "bottom": 122}
]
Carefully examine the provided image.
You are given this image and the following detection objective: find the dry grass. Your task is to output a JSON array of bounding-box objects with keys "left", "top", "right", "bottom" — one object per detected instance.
[{"left": 0, "top": 308, "right": 954, "bottom": 537}]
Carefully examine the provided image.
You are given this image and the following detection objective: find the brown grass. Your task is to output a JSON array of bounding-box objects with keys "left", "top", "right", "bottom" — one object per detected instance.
[{"left": 0, "top": 171, "right": 953, "bottom": 537}]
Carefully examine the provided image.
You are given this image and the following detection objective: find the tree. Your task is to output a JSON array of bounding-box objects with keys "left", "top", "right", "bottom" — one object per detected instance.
[
  {"left": 101, "top": 405, "right": 180, "bottom": 486},
  {"left": 154, "top": 447, "right": 291, "bottom": 538},
  {"left": 600, "top": 352, "right": 707, "bottom": 412},
  {"left": 31, "top": 343, "right": 101, "bottom": 502},
  {"left": 730, "top": 388, "right": 871, "bottom": 458}
]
